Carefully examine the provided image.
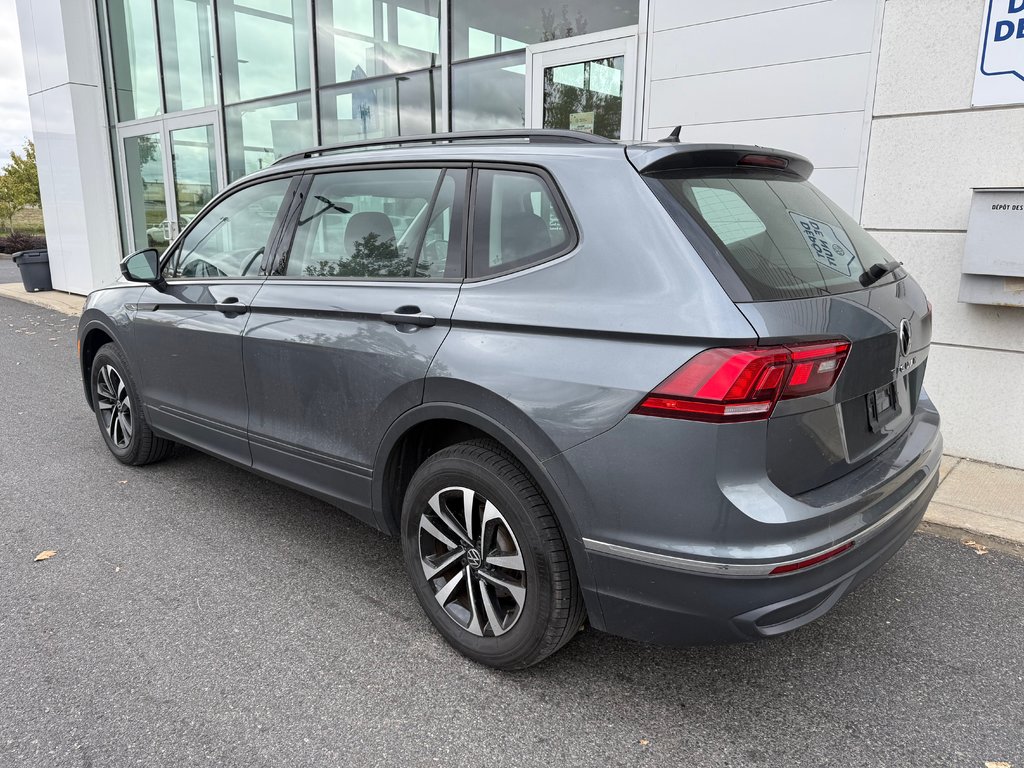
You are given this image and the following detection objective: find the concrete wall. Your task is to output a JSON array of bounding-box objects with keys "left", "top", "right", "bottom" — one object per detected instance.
[
  {"left": 643, "top": 0, "right": 884, "bottom": 215},
  {"left": 863, "top": 0, "right": 1024, "bottom": 469},
  {"left": 14, "top": 0, "right": 121, "bottom": 294}
]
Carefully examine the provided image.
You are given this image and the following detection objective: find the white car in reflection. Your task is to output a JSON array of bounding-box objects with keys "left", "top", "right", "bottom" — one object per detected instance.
[{"left": 147, "top": 214, "right": 196, "bottom": 245}]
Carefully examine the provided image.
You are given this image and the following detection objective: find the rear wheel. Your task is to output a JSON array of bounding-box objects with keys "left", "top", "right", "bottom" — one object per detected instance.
[
  {"left": 401, "top": 439, "right": 584, "bottom": 669},
  {"left": 90, "top": 343, "right": 174, "bottom": 466}
]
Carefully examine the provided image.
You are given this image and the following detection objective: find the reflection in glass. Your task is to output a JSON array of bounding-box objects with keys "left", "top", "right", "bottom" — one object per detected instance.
[
  {"left": 174, "top": 178, "right": 290, "bottom": 277},
  {"left": 451, "top": 0, "right": 638, "bottom": 61},
  {"left": 543, "top": 56, "right": 624, "bottom": 139},
  {"left": 157, "top": 0, "right": 217, "bottom": 112},
  {"left": 320, "top": 68, "right": 440, "bottom": 143},
  {"left": 170, "top": 126, "right": 219, "bottom": 231},
  {"left": 317, "top": 0, "right": 439, "bottom": 85},
  {"left": 286, "top": 167, "right": 442, "bottom": 278},
  {"left": 123, "top": 133, "right": 169, "bottom": 253},
  {"left": 451, "top": 53, "right": 525, "bottom": 131},
  {"left": 218, "top": 0, "right": 310, "bottom": 104},
  {"left": 225, "top": 93, "right": 314, "bottom": 180},
  {"left": 108, "top": 0, "right": 163, "bottom": 120}
]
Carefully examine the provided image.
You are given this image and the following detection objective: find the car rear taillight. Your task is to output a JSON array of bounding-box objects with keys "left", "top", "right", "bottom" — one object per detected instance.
[{"left": 632, "top": 341, "right": 850, "bottom": 423}]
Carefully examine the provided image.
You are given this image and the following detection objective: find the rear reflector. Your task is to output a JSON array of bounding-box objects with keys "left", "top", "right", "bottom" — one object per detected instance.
[
  {"left": 738, "top": 153, "right": 789, "bottom": 170},
  {"left": 769, "top": 541, "right": 855, "bottom": 575},
  {"left": 632, "top": 340, "right": 850, "bottom": 423}
]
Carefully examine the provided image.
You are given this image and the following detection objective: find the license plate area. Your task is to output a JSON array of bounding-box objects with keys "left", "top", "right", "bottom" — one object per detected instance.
[{"left": 867, "top": 381, "right": 898, "bottom": 432}]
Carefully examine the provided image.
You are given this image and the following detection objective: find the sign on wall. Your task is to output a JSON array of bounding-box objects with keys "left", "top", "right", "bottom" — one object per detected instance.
[{"left": 973, "top": 0, "right": 1024, "bottom": 106}]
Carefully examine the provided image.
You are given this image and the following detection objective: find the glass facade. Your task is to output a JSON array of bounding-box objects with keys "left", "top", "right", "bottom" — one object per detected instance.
[
  {"left": 101, "top": 0, "right": 641, "bottom": 200},
  {"left": 157, "top": 0, "right": 218, "bottom": 112}
]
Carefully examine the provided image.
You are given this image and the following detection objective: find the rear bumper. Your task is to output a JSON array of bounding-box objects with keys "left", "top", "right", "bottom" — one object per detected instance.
[
  {"left": 585, "top": 464, "right": 938, "bottom": 645},
  {"left": 549, "top": 390, "right": 943, "bottom": 645}
]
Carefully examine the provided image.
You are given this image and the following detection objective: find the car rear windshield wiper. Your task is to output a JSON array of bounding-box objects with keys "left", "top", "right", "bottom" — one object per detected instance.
[{"left": 859, "top": 260, "right": 903, "bottom": 287}]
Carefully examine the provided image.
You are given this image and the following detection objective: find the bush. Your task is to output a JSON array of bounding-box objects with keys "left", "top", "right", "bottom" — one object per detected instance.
[{"left": 0, "top": 232, "right": 46, "bottom": 254}]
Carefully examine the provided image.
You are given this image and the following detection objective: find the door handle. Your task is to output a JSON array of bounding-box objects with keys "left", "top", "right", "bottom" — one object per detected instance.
[
  {"left": 214, "top": 298, "right": 249, "bottom": 315},
  {"left": 381, "top": 305, "right": 436, "bottom": 328}
]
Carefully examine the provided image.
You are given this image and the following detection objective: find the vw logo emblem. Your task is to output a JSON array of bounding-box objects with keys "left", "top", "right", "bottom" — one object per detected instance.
[
  {"left": 466, "top": 549, "right": 483, "bottom": 569},
  {"left": 899, "top": 319, "right": 912, "bottom": 357}
]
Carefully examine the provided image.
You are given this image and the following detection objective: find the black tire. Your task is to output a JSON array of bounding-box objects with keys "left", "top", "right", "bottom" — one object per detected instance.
[
  {"left": 401, "top": 439, "right": 585, "bottom": 670},
  {"left": 90, "top": 342, "right": 174, "bottom": 466}
]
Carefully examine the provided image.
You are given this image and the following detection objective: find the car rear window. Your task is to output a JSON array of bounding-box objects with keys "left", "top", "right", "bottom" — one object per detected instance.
[{"left": 655, "top": 174, "right": 895, "bottom": 301}]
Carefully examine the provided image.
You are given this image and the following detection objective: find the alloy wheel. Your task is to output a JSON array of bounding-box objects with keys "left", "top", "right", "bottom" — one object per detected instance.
[
  {"left": 95, "top": 364, "right": 133, "bottom": 449},
  {"left": 418, "top": 486, "right": 527, "bottom": 637}
]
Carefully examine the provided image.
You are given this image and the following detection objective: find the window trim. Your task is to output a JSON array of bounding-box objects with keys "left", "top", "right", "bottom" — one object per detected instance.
[
  {"left": 465, "top": 162, "right": 579, "bottom": 282},
  {"left": 266, "top": 161, "right": 471, "bottom": 283},
  {"left": 159, "top": 170, "right": 302, "bottom": 282}
]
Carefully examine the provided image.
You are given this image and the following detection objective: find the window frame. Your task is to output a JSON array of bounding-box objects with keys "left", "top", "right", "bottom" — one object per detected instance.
[
  {"left": 159, "top": 170, "right": 303, "bottom": 282},
  {"left": 466, "top": 162, "right": 579, "bottom": 281},
  {"left": 266, "top": 161, "right": 471, "bottom": 283}
]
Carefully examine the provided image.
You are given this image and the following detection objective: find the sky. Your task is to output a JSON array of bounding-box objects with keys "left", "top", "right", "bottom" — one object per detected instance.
[{"left": 0, "top": 0, "right": 32, "bottom": 161}]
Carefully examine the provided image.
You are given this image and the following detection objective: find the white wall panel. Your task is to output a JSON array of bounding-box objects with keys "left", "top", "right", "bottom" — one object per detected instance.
[
  {"left": 806, "top": 167, "right": 858, "bottom": 214},
  {"left": 16, "top": 0, "right": 118, "bottom": 294},
  {"left": 15, "top": 0, "right": 69, "bottom": 93},
  {"left": 652, "top": 0, "right": 823, "bottom": 31},
  {"left": 925, "top": 345, "right": 1024, "bottom": 469},
  {"left": 873, "top": 231, "right": 1024, "bottom": 354},
  {"left": 651, "top": 0, "right": 874, "bottom": 80},
  {"left": 649, "top": 53, "right": 872, "bottom": 126},
  {"left": 653, "top": 112, "right": 865, "bottom": 169},
  {"left": 861, "top": 108, "right": 1024, "bottom": 231},
  {"left": 873, "top": 0, "right": 980, "bottom": 116}
]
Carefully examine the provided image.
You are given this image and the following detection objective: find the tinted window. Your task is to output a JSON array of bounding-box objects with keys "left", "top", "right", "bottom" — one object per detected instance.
[
  {"left": 471, "top": 169, "right": 570, "bottom": 277},
  {"left": 284, "top": 167, "right": 462, "bottom": 279},
  {"left": 171, "top": 177, "right": 291, "bottom": 278},
  {"left": 656, "top": 175, "right": 893, "bottom": 301}
]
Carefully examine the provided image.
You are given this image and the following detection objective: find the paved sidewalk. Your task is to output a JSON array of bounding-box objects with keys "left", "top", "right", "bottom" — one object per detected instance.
[
  {"left": 0, "top": 281, "right": 85, "bottom": 315},
  {"left": 0, "top": 284, "right": 1021, "bottom": 549},
  {"left": 926, "top": 456, "right": 1024, "bottom": 549}
]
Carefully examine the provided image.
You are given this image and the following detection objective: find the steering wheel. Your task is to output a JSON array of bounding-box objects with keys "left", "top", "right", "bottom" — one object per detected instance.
[{"left": 239, "top": 246, "right": 265, "bottom": 276}]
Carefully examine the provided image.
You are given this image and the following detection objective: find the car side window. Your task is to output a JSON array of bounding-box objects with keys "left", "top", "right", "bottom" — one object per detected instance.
[
  {"left": 471, "top": 169, "right": 570, "bottom": 278},
  {"left": 283, "top": 167, "right": 463, "bottom": 279},
  {"left": 171, "top": 177, "right": 291, "bottom": 279}
]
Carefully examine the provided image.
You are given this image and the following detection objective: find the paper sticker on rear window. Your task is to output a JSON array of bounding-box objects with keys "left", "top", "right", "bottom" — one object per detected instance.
[{"left": 789, "top": 212, "right": 858, "bottom": 276}]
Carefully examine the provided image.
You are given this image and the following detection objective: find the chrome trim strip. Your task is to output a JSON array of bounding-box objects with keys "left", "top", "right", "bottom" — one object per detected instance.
[{"left": 583, "top": 459, "right": 940, "bottom": 578}]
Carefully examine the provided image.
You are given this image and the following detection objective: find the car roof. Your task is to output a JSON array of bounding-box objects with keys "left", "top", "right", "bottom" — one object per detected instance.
[{"left": 239, "top": 129, "right": 813, "bottom": 184}]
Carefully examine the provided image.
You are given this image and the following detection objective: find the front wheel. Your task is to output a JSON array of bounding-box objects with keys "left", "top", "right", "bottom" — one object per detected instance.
[
  {"left": 401, "top": 439, "right": 584, "bottom": 670},
  {"left": 90, "top": 343, "right": 174, "bottom": 466}
]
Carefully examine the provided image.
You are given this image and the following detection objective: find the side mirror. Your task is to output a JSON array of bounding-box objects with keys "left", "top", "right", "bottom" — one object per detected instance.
[{"left": 120, "top": 249, "right": 167, "bottom": 291}]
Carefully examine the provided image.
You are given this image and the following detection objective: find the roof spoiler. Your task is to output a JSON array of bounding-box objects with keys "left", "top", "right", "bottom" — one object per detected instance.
[{"left": 626, "top": 141, "right": 814, "bottom": 180}]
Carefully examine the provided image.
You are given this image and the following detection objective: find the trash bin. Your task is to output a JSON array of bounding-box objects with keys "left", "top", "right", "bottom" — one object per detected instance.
[{"left": 12, "top": 249, "right": 52, "bottom": 292}]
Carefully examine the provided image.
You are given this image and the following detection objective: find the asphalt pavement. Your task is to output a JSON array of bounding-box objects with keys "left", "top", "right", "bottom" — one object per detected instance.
[
  {"left": 0, "top": 256, "right": 22, "bottom": 284},
  {"left": 1, "top": 294, "right": 1022, "bottom": 768}
]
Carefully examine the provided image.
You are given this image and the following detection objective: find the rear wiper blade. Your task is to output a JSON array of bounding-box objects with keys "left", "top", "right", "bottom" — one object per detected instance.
[{"left": 859, "top": 260, "right": 903, "bottom": 287}]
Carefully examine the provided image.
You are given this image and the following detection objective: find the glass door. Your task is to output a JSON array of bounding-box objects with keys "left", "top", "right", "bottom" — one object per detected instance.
[
  {"left": 526, "top": 30, "right": 638, "bottom": 141},
  {"left": 118, "top": 110, "right": 225, "bottom": 253}
]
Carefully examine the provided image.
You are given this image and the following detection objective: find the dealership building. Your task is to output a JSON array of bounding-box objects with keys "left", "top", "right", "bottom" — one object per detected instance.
[{"left": 13, "top": 0, "right": 1024, "bottom": 469}]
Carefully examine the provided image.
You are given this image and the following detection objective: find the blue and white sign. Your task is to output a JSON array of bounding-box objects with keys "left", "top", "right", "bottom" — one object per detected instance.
[{"left": 974, "top": 0, "right": 1024, "bottom": 106}]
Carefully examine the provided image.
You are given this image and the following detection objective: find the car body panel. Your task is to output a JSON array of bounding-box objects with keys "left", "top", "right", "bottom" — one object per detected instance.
[
  {"left": 242, "top": 280, "right": 461, "bottom": 524},
  {"left": 131, "top": 280, "right": 264, "bottom": 466}
]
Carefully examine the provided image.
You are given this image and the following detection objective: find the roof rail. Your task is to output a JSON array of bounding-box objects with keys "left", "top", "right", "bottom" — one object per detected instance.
[{"left": 273, "top": 129, "right": 616, "bottom": 165}]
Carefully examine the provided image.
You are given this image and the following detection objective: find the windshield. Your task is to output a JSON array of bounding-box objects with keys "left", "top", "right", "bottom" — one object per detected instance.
[{"left": 655, "top": 173, "right": 895, "bottom": 301}]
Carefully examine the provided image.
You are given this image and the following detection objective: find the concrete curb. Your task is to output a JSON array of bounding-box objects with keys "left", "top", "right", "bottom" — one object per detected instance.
[{"left": 0, "top": 282, "right": 85, "bottom": 316}]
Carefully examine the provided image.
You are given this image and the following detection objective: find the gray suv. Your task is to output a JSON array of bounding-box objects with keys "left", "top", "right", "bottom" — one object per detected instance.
[{"left": 78, "top": 130, "right": 941, "bottom": 669}]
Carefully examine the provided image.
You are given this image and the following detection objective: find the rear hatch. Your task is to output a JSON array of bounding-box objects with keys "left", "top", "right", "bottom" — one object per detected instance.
[{"left": 629, "top": 143, "right": 932, "bottom": 495}]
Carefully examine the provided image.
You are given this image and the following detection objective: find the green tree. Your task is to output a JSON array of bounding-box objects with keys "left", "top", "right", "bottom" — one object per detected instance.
[{"left": 0, "top": 141, "right": 41, "bottom": 234}]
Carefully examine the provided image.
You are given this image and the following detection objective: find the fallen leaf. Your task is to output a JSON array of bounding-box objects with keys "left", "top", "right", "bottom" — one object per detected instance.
[
  {"left": 984, "top": 762, "right": 1011, "bottom": 768},
  {"left": 34, "top": 550, "right": 57, "bottom": 562},
  {"left": 639, "top": 739, "right": 650, "bottom": 746},
  {"left": 963, "top": 540, "right": 989, "bottom": 555}
]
